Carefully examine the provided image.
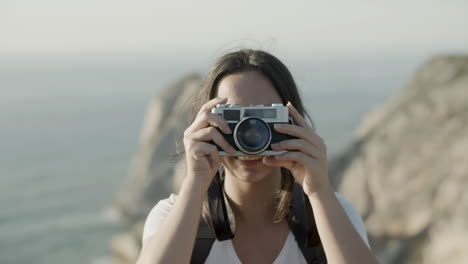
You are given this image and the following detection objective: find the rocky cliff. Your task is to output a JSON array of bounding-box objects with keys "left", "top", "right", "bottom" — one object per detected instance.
[
  {"left": 111, "top": 74, "right": 201, "bottom": 263},
  {"left": 330, "top": 55, "right": 468, "bottom": 263},
  {"left": 110, "top": 56, "right": 468, "bottom": 264}
]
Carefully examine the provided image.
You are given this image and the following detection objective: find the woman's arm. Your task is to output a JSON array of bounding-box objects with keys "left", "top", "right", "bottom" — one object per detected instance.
[
  {"left": 137, "top": 97, "right": 235, "bottom": 263},
  {"left": 136, "top": 175, "right": 206, "bottom": 264},
  {"left": 263, "top": 102, "right": 378, "bottom": 263},
  {"left": 307, "top": 186, "right": 379, "bottom": 264}
]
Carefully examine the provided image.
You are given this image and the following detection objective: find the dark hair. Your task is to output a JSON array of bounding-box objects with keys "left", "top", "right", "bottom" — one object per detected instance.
[{"left": 188, "top": 49, "right": 315, "bottom": 224}]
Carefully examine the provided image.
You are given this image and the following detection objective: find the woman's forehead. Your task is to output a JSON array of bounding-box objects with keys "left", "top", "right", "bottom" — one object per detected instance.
[{"left": 215, "top": 71, "right": 283, "bottom": 106}]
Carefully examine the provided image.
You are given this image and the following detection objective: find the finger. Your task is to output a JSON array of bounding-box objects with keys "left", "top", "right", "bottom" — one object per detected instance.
[
  {"left": 193, "top": 142, "right": 220, "bottom": 171},
  {"left": 209, "top": 148, "right": 220, "bottom": 169},
  {"left": 197, "top": 97, "right": 228, "bottom": 117},
  {"left": 286, "top": 102, "right": 308, "bottom": 128},
  {"left": 191, "top": 127, "right": 236, "bottom": 154},
  {"left": 275, "top": 151, "right": 312, "bottom": 165},
  {"left": 192, "top": 142, "right": 218, "bottom": 160},
  {"left": 270, "top": 139, "right": 324, "bottom": 160},
  {"left": 274, "top": 123, "right": 313, "bottom": 143},
  {"left": 262, "top": 156, "right": 295, "bottom": 170},
  {"left": 273, "top": 124, "right": 326, "bottom": 152},
  {"left": 286, "top": 102, "right": 327, "bottom": 152},
  {"left": 188, "top": 111, "right": 232, "bottom": 134}
]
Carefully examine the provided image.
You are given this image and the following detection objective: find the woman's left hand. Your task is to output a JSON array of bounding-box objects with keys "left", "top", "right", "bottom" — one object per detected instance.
[{"left": 263, "top": 102, "right": 331, "bottom": 196}]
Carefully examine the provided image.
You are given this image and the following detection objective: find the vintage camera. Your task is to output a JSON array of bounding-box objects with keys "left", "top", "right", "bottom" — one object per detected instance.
[{"left": 211, "top": 103, "right": 296, "bottom": 156}]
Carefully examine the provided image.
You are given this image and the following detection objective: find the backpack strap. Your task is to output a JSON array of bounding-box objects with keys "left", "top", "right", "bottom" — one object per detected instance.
[
  {"left": 300, "top": 243, "right": 328, "bottom": 264},
  {"left": 191, "top": 177, "right": 327, "bottom": 264},
  {"left": 288, "top": 183, "right": 327, "bottom": 263},
  {"left": 190, "top": 218, "right": 216, "bottom": 264},
  {"left": 207, "top": 172, "right": 234, "bottom": 241},
  {"left": 191, "top": 171, "right": 233, "bottom": 264},
  {"left": 288, "top": 183, "right": 321, "bottom": 247}
]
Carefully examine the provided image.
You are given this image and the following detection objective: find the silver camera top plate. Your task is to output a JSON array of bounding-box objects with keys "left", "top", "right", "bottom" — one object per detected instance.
[{"left": 211, "top": 103, "right": 289, "bottom": 123}]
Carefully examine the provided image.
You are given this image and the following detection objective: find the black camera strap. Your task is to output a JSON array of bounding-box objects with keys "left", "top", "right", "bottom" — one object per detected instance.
[{"left": 190, "top": 172, "right": 327, "bottom": 264}]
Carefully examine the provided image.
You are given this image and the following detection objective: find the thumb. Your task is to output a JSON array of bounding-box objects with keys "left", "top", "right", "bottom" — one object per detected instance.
[{"left": 262, "top": 156, "right": 294, "bottom": 170}]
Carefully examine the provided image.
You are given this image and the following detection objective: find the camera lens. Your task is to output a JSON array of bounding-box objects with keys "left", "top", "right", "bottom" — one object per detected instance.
[{"left": 234, "top": 117, "right": 271, "bottom": 154}]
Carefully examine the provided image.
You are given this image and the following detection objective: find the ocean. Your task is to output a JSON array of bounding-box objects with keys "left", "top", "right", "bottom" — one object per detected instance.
[{"left": 0, "top": 54, "right": 420, "bottom": 263}]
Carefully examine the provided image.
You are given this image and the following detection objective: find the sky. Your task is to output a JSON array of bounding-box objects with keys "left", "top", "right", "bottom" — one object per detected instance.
[{"left": 1, "top": 0, "right": 468, "bottom": 59}]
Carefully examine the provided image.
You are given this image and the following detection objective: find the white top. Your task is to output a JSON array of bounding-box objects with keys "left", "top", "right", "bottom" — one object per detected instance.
[{"left": 142, "top": 192, "right": 370, "bottom": 264}]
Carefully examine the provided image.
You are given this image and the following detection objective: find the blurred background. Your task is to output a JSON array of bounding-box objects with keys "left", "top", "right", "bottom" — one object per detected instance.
[{"left": 1, "top": 1, "right": 467, "bottom": 264}]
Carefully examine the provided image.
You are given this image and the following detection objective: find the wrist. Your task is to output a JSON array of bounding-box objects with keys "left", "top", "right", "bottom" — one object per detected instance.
[
  {"left": 185, "top": 172, "right": 212, "bottom": 193},
  {"left": 305, "top": 183, "right": 334, "bottom": 202}
]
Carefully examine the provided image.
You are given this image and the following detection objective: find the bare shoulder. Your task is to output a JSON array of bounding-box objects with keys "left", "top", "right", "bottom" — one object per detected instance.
[
  {"left": 334, "top": 192, "right": 370, "bottom": 248},
  {"left": 141, "top": 193, "right": 179, "bottom": 244}
]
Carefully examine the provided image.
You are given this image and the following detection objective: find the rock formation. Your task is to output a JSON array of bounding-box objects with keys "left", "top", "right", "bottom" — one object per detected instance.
[
  {"left": 111, "top": 73, "right": 200, "bottom": 263},
  {"left": 110, "top": 55, "right": 468, "bottom": 264},
  {"left": 330, "top": 55, "right": 468, "bottom": 263}
]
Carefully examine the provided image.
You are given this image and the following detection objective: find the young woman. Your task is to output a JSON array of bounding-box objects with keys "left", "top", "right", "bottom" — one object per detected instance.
[{"left": 136, "top": 49, "right": 378, "bottom": 264}]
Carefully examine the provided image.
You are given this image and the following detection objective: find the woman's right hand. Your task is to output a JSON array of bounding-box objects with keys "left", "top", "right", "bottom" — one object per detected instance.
[{"left": 183, "top": 97, "right": 236, "bottom": 188}]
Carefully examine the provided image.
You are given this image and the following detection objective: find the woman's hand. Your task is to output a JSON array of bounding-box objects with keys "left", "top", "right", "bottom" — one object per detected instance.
[
  {"left": 183, "top": 97, "right": 236, "bottom": 188},
  {"left": 262, "top": 102, "right": 331, "bottom": 196}
]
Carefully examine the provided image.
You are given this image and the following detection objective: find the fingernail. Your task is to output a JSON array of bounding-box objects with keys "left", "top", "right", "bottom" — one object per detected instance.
[
  {"left": 271, "top": 143, "right": 278, "bottom": 148},
  {"left": 226, "top": 127, "right": 232, "bottom": 134},
  {"left": 274, "top": 124, "right": 283, "bottom": 129}
]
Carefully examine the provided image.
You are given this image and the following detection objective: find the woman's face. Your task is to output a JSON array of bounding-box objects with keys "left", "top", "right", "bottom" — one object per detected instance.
[{"left": 215, "top": 71, "right": 283, "bottom": 183}]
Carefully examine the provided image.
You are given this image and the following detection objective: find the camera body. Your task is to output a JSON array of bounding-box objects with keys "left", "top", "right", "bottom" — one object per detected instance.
[{"left": 211, "top": 103, "right": 296, "bottom": 156}]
